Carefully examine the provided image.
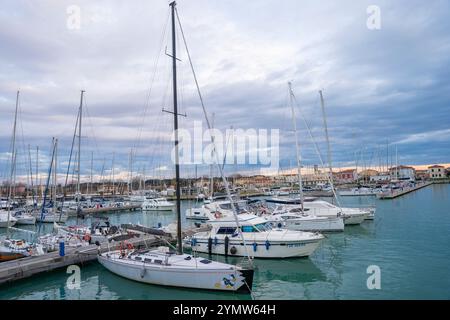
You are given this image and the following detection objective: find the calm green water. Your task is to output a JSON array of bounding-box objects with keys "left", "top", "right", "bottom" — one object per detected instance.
[{"left": 1, "top": 184, "right": 449, "bottom": 300}]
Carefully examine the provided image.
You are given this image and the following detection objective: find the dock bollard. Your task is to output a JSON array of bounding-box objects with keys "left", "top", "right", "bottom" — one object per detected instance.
[{"left": 59, "top": 240, "right": 65, "bottom": 257}]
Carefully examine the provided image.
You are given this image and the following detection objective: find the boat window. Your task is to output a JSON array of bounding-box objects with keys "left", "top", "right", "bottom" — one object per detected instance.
[
  {"left": 154, "top": 259, "right": 163, "bottom": 264},
  {"left": 219, "top": 203, "right": 232, "bottom": 210},
  {"left": 199, "top": 259, "right": 212, "bottom": 264},
  {"left": 144, "top": 258, "right": 152, "bottom": 263},
  {"left": 134, "top": 256, "right": 142, "bottom": 261},
  {"left": 254, "top": 223, "right": 271, "bottom": 231},
  {"left": 217, "top": 227, "right": 237, "bottom": 234},
  {"left": 241, "top": 225, "right": 257, "bottom": 232}
]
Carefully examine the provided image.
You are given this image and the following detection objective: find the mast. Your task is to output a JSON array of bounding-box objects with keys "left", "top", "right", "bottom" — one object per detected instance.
[
  {"left": 36, "top": 146, "right": 41, "bottom": 202},
  {"left": 288, "top": 82, "right": 304, "bottom": 212},
  {"left": 170, "top": 1, "right": 182, "bottom": 255},
  {"left": 319, "top": 90, "right": 334, "bottom": 186},
  {"left": 395, "top": 145, "right": 398, "bottom": 180},
  {"left": 111, "top": 152, "right": 115, "bottom": 196},
  {"left": 209, "top": 112, "right": 215, "bottom": 198},
  {"left": 77, "top": 90, "right": 84, "bottom": 204},
  {"left": 6, "top": 91, "right": 19, "bottom": 235},
  {"left": 28, "top": 144, "right": 35, "bottom": 206},
  {"left": 90, "top": 151, "right": 93, "bottom": 195},
  {"left": 53, "top": 138, "right": 58, "bottom": 212}
]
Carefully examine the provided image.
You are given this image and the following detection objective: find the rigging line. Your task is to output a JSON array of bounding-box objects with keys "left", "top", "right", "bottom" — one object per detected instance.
[
  {"left": 175, "top": 8, "right": 254, "bottom": 268},
  {"left": 133, "top": 8, "right": 170, "bottom": 155},
  {"left": 290, "top": 89, "right": 342, "bottom": 208}
]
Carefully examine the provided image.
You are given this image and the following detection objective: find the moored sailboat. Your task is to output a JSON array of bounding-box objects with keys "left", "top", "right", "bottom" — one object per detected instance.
[{"left": 98, "top": 1, "right": 254, "bottom": 293}]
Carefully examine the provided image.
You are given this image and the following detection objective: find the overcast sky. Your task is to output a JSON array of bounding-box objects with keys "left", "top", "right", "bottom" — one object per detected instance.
[{"left": 1, "top": 0, "right": 449, "bottom": 182}]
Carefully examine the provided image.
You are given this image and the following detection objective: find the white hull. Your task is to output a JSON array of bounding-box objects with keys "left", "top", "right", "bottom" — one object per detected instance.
[
  {"left": 0, "top": 212, "right": 17, "bottom": 228},
  {"left": 142, "top": 205, "right": 174, "bottom": 211},
  {"left": 141, "top": 198, "right": 174, "bottom": 211},
  {"left": 36, "top": 214, "right": 68, "bottom": 223},
  {"left": 98, "top": 251, "right": 252, "bottom": 292},
  {"left": 0, "top": 220, "right": 17, "bottom": 228},
  {"left": 342, "top": 213, "right": 366, "bottom": 225},
  {"left": 190, "top": 238, "right": 321, "bottom": 258},
  {"left": 273, "top": 216, "right": 344, "bottom": 232},
  {"left": 15, "top": 216, "right": 36, "bottom": 225},
  {"left": 185, "top": 207, "right": 210, "bottom": 220},
  {"left": 339, "top": 190, "right": 378, "bottom": 196}
]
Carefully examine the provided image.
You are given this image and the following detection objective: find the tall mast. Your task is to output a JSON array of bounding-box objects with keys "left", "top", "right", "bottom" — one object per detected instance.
[
  {"left": 53, "top": 138, "right": 58, "bottom": 211},
  {"left": 6, "top": 91, "right": 19, "bottom": 235},
  {"left": 170, "top": 1, "right": 182, "bottom": 255},
  {"left": 112, "top": 152, "right": 115, "bottom": 196},
  {"left": 36, "top": 146, "right": 40, "bottom": 202},
  {"left": 396, "top": 145, "right": 398, "bottom": 180},
  {"left": 28, "top": 144, "right": 35, "bottom": 205},
  {"left": 77, "top": 90, "right": 84, "bottom": 201},
  {"left": 288, "top": 82, "right": 304, "bottom": 212},
  {"left": 209, "top": 112, "right": 215, "bottom": 198},
  {"left": 90, "top": 151, "right": 93, "bottom": 195},
  {"left": 319, "top": 90, "right": 334, "bottom": 185}
]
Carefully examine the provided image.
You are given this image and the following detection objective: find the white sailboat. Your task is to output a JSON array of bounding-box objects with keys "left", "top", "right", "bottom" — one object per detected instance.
[
  {"left": 98, "top": 1, "right": 254, "bottom": 293},
  {"left": 265, "top": 206, "right": 344, "bottom": 232},
  {"left": 12, "top": 210, "right": 36, "bottom": 225},
  {"left": 141, "top": 198, "right": 175, "bottom": 211},
  {"left": 0, "top": 211, "right": 17, "bottom": 228}
]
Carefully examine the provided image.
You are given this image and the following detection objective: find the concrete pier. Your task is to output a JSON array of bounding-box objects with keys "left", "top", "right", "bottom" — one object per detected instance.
[{"left": 377, "top": 182, "right": 432, "bottom": 199}]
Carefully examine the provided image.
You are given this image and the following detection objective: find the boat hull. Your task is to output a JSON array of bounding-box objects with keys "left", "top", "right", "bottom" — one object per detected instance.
[
  {"left": 15, "top": 216, "right": 37, "bottom": 225},
  {"left": 342, "top": 214, "right": 366, "bottom": 225},
  {"left": 0, "top": 252, "right": 26, "bottom": 262},
  {"left": 36, "top": 215, "right": 68, "bottom": 223},
  {"left": 281, "top": 217, "right": 344, "bottom": 232},
  {"left": 142, "top": 206, "right": 174, "bottom": 211},
  {"left": 98, "top": 254, "right": 252, "bottom": 292},
  {"left": 0, "top": 220, "right": 17, "bottom": 228},
  {"left": 190, "top": 238, "right": 322, "bottom": 258}
]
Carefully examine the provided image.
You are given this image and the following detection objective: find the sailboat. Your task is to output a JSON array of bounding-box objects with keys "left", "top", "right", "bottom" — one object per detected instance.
[
  {"left": 0, "top": 91, "right": 35, "bottom": 261},
  {"left": 260, "top": 84, "right": 344, "bottom": 232},
  {"left": 34, "top": 138, "right": 68, "bottom": 223},
  {"left": 98, "top": 2, "right": 254, "bottom": 292}
]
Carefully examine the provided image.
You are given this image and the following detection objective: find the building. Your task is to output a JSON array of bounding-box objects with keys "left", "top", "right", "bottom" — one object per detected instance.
[
  {"left": 389, "top": 165, "right": 415, "bottom": 181},
  {"left": 415, "top": 169, "right": 430, "bottom": 181},
  {"left": 369, "top": 173, "right": 391, "bottom": 182},
  {"left": 333, "top": 169, "right": 358, "bottom": 183},
  {"left": 359, "top": 169, "right": 379, "bottom": 182},
  {"left": 428, "top": 165, "right": 446, "bottom": 179}
]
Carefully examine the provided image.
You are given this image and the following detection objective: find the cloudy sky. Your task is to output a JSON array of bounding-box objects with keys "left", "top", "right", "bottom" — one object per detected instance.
[{"left": 1, "top": 0, "right": 449, "bottom": 183}]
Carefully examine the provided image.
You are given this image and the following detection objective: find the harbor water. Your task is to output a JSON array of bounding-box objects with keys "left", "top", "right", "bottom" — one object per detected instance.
[{"left": 0, "top": 184, "right": 449, "bottom": 300}]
